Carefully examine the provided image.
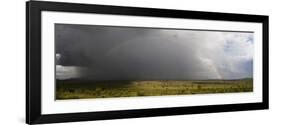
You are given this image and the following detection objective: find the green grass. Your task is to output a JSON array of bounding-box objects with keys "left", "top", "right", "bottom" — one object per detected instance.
[{"left": 56, "top": 79, "right": 253, "bottom": 100}]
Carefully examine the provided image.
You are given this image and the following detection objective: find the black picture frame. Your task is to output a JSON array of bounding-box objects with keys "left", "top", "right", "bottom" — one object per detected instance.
[{"left": 26, "top": 1, "right": 269, "bottom": 124}]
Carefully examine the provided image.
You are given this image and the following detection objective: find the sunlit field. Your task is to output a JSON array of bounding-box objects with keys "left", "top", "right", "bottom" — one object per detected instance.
[{"left": 56, "top": 79, "right": 253, "bottom": 100}]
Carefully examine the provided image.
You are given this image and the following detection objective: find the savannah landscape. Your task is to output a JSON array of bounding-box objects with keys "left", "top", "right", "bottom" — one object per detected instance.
[
  {"left": 55, "top": 24, "right": 254, "bottom": 100},
  {"left": 56, "top": 78, "right": 253, "bottom": 100}
]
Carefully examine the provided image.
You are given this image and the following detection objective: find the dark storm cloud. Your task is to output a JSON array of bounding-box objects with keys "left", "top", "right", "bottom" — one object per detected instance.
[{"left": 55, "top": 24, "right": 253, "bottom": 80}]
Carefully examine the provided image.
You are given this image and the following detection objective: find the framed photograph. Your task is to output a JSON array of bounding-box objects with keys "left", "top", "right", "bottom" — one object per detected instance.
[{"left": 26, "top": 1, "right": 269, "bottom": 124}]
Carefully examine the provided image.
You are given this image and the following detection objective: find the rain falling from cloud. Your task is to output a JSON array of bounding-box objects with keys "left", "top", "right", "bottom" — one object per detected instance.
[{"left": 55, "top": 24, "right": 253, "bottom": 80}]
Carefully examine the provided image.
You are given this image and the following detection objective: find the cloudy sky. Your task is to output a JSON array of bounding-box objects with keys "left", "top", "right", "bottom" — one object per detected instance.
[{"left": 55, "top": 24, "right": 253, "bottom": 80}]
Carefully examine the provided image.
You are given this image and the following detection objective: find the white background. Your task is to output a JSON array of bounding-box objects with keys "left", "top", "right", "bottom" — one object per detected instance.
[
  {"left": 0, "top": 0, "right": 279, "bottom": 125},
  {"left": 42, "top": 11, "right": 262, "bottom": 114}
]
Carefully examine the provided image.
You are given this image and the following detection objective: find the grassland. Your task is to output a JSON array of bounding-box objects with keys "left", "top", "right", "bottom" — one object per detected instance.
[{"left": 56, "top": 79, "right": 253, "bottom": 100}]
